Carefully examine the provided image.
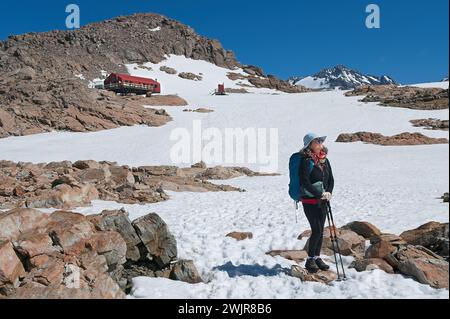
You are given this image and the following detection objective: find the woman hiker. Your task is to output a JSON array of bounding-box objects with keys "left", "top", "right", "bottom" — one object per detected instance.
[{"left": 299, "top": 133, "right": 334, "bottom": 274}]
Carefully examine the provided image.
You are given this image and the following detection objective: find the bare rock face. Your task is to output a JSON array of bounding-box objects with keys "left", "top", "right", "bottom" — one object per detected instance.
[
  {"left": 336, "top": 132, "right": 448, "bottom": 146},
  {"left": 345, "top": 85, "right": 449, "bottom": 110}
]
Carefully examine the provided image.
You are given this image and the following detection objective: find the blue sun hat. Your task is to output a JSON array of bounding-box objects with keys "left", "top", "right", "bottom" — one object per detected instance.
[{"left": 302, "top": 133, "right": 327, "bottom": 151}]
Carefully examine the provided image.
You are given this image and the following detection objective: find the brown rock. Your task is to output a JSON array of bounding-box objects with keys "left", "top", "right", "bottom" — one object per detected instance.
[
  {"left": 400, "top": 222, "right": 449, "bottom": 253},
  {"left": 73, "top": 160, "right": 101, "bottom": 170},
  {"left": 365, "top": 240, "right": 397, "bottom": 259},
  {"left": 370, "top": 233, "right": 407, "bottom": 246},
  {"left": 398, "top": 258, "right": 448, "bottom": 289},
  {"left": 87, "top": 231, "right": 127, "bottom": 268},
  {"left": 15, "top": 233, "right": 58, "bottom": 258},
  {"left": 336, "top": 132, "right": 448, "bottom": 146},
  {"left": 178, "top": 72, "right": 202, "bottom": 81},
  {"left": 0, "top": 241, "right": 26, "bottom": 287},
  {"left": 350, "top": 258, "right": 394, "bottom": 274},
  {"left": 345, "top": 85, "right": 449, "bottom": 110},
  {"left": 131, "top": 213, "right": 178, "bottom": 268},
  {"left": 410, "top": 118, "right": 449, "bottom": 131},
  {"left": 342, "top": 221, "right": 381, "bottom": 239},
  {"left": 88, "top": 209, "right": 141, "bottom": 261},
  {"left": 169, "top": 260, "right": 203, "bottom": 284},
  {"left": 45, "top": 211, "right": 96, "bottom": 255},
  {"left": 290, "top": 265, "right": 338, "bottom": 285},
  {"left": 0, "top": 208, "right": 49, "bottom": 241},
  {"left": 226, "top": 232, "right": 253, "bottom": 241},
  {"left": 297, "top": 229, "right": 312, "bottom": 240},
  {"left": 159, "top": 66, "right": 177, "bottom": 75}
]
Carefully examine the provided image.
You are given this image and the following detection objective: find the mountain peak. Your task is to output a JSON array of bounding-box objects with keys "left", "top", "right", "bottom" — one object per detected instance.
[{"left": 289, "top": 65, "right": 397, "bottom": 90}]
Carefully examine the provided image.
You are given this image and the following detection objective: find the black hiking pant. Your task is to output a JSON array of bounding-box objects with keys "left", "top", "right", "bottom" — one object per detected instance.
[{"left": 303, "top": 202, "right": 328, "bottom": 258}]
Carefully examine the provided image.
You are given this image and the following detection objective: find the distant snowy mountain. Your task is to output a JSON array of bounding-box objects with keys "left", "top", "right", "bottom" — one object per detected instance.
[
  {"left": 441, "top": 76, "right": 449, "bottom": 82},
  {"left": 289, "top": 65, "right": 397, "bottom": 90}
]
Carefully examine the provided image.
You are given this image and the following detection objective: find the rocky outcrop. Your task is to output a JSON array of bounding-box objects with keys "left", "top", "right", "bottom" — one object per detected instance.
[
  {"left": 159, "top": 66, "right": 177, "bottom": 75},
  {"left": 336, "top": 132, "right": 448, "bottom": 146},
  {"left": 400, "top": 222, "right": 449, "bottom": 259},
  {"left": 0, "top": 208, "right": 203, "bottom": 299},
  {"left": 178, "top": 72, "right": 203, "bottom": 81},
  {"left": 0, "top": 160, "right": 273, "bottom": 210},
  {"left": 299, "top": 220, "right": 449, "bottom": 289},
  {"left": 344, "top": 221, "right": 449, "bottom": 289},
  {"left": 392, "top": 246, "right": 448, "bottom": 289},
  {"left": 345, "top": 85, "right": 449, "bottom": 110},
  {"left": 410, "top": 119, "right": 449, "bottom": 131},
  {"left": 0, "top": 13, "right": 239, "bottom": 139},
  {"left": 0, "top": 82, "right": 172, "bottom": 138},
  {"left": 247, "top": 75, "right": 310, "bottom": 93},
  {"left": 225, "top": 88, "right": 250, "bottom": 94}
]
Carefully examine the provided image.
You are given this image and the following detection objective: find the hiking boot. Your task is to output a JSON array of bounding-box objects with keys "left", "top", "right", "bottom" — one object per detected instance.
[
  {"left": 315, "top": 258, "right": 330, "bottom": 271},
  {"left": 305, "top": 258, "right": 319, "bottom": 274}
]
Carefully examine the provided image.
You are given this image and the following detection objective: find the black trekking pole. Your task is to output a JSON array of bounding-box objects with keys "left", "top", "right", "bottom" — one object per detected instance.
[
  {"left": 325, "top": 205, "right": 342, "bottom": 280},
  {"left": 326, "top": 201, "right": 347, "bottom": 281}
]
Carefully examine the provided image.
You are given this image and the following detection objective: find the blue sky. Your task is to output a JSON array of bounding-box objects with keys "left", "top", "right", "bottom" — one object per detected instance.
[{"left": 0, "top": 0, "right": 448, "bottom": 84}]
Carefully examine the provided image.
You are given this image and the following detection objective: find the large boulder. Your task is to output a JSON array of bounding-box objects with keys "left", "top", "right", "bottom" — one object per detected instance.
[
  {"left": 0, "top": 208, "right": 49, "bottom": 241},
  {"left": 365, "top": 240, "right": 397, "bottom": 259},
  {"left": 0, "top": 241, "right": 26, "bottom": 289},
  {"left": 350, "top": 258, "right": 394, "bottom": 274},
  {"left": 88, "top": 209, "right": 141, "bottom": 261},
  {"left": 44, "top": 211, "right": 96, "bottom": 255},
  {"left": 342, "top": 221, "right": 381, "bottom": 239},
  {"left": 131, "top": 213, "right": 178, "bottom": 268},
  {"left": 400, "top": 222, "right": 449, "bottom": 257},
  {"left": 169, "top": 260, "right": 203, "bottom": 284},
  {"left": 392, "top": 246, "right": 449, "bottom": 289}
]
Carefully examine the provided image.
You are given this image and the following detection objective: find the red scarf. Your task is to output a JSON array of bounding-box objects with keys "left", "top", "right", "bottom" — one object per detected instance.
[{"left": 309, "top": 150, "right": 327, "bottom": 169}]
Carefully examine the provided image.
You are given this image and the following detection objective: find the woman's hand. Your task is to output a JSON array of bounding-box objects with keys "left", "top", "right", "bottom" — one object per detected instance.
[{"left": 321, "top": 192, "right": 332, "bottom": 201}]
